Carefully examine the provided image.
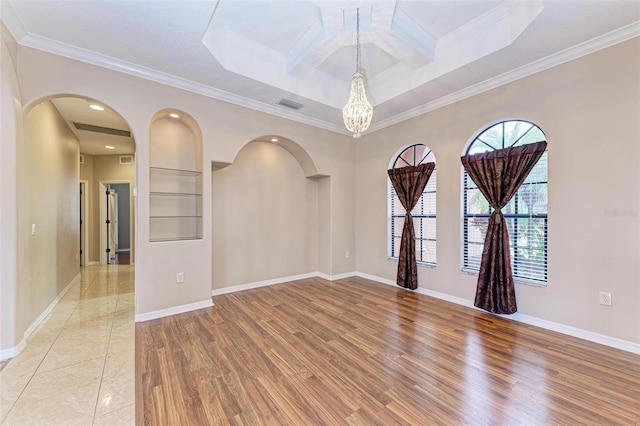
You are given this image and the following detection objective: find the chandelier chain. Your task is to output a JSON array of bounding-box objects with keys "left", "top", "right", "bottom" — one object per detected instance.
[{"left": 356, "top": 8, "right": 361, "bottom": 72}]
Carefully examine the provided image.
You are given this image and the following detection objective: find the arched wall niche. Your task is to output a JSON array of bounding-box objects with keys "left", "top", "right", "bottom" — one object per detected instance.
[
  {"left": 148, "top": 108, "right": 204, "bottom": 242},
  {"left": 216, "top": 134, "right": 326, "bottom": 180},
  {"left": 211, "top": 135, "right": 332, "bottom": 290},
  {"left": 149, "top": 109, "right": 202, "bottom": 172}
]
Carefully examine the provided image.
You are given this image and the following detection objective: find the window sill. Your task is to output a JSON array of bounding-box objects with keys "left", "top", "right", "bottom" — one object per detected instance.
[
  {"left": 460, "top": 268, "right": 547, "bottom": 287},
  {"left": 388, "top": 257, "right": 436, "bottom": 268}
]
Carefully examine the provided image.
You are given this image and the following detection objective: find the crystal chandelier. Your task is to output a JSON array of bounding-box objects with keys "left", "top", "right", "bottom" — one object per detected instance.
[{"left": 342, "top": 8, "right": 373, "bottom": 138}]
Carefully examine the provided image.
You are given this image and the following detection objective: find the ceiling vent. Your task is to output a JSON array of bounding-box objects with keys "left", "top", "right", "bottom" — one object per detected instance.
[
  {"left": 276, "top": 98, "right": 304, "bottom": 110},
  {"left": 119, "top": 155, "right": 134, "bottom": 165},
  {"left": 72, "top": 122, "right": 131, "bottom": 137}
]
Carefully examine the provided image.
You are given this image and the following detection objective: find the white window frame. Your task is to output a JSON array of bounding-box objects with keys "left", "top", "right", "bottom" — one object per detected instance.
[
  {"left": 388, "top": 144, "right": 437, "bottom": 266},
  {"left": 461, "top": 119, "right": 548, "bottom": 285}
]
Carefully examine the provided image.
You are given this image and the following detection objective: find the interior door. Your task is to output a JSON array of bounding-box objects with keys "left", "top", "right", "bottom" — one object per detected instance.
[
  {"left": 113, "top": 191, "right": 119, "bottom": 254},
  {"left": 79, "top": 182, "right": 84, "bottom": 266},
  {"left": 106, "top": 189, "right": 116, "bottom": 264}
]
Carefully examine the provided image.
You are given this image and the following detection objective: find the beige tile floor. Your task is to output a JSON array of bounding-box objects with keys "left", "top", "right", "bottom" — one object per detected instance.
[{"left": 0, "top": 265, "right": 135, "bottom": 426}]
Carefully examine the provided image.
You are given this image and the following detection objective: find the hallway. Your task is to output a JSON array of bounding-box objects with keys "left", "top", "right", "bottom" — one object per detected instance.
[{"left": 0, "top": 265, "right": 135, "bottom": 425}]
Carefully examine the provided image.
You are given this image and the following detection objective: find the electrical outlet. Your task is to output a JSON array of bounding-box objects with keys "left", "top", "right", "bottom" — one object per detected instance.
[
  {"left": 599, "top": 291, "right": 612, "bottom": 306},
  {"left": 176, "top": 272, "right": 184, "bottom": 284},
  {"left": 345, "top": 251, "right": 350, "bottom": 259}
]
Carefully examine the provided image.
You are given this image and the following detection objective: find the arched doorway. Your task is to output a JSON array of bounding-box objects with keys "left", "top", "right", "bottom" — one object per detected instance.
[{"left": 27, "top": 96, "right": 137, "bottom": 266}]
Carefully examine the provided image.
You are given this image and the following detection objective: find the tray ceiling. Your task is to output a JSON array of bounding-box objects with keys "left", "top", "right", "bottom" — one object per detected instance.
[{"left": 3, "top": 1, "right": 639, "bottom": 136}]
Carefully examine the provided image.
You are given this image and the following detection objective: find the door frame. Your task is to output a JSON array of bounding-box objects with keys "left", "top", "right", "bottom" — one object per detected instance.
[
  {"left": 79, "top": 180, "right": 89, "bottom": 266},
  {"left": 99, "top": 180, "right": 132, "bottom": 265}
]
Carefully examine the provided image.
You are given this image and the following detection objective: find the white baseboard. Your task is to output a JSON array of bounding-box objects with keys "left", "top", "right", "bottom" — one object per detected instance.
[
  {"left": 87, "top": 261, "right": 99, "bottom": 266},
  {"left": 212, "top": 272, "right": 318, "bottom": 296},
  {"left": 505, "top": 312, "right": 640, "bottom": 354},
  {"left": 355, "top": 272, "right": 640, "bottom": 355},
  {"left": 0, "top": 339, "right": 25, "bottom": 361},
  {"left": 316, "top": 271, "right": 357, "bottom": 281},
  {"left": 355, "top": 272, "right": 396, "bottom": 287},
  {"left": 212, "top": 271, "right": 360, "bottom": 297},
  {"left": 116, "top": 249, "right": 130, "bottom": 252},
  {"left": 136, "top": 271, "right": 356, "bottom": 323},
  {"left": 0, "top": 273, "right": 80, "bottom": 361},
  {"left": 23, "top": 273, "right": 80, "bottom": 339},
  {"left": 135, "top": 299, "right": 214, "bottom": 322}
]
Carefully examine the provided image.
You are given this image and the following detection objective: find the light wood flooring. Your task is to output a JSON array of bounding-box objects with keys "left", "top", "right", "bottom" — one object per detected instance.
[{"left": 136, "top": 276, "right": 640, "bottom": 425}]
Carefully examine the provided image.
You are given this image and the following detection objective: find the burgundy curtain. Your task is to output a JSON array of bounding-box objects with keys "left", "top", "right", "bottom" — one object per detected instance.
[
  {"left": 388, "top": 163, "right": 435, "bottom": 290},
  {"left": 461, "top": 142, "right": 547, "bottom": 314}
]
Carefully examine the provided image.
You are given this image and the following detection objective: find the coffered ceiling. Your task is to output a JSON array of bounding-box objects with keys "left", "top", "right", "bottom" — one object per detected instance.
[{"left": 2, "top": 1, "right": 639, "bottom": 137}]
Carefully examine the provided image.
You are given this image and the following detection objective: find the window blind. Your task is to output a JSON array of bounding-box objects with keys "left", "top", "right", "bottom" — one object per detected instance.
[
  {"left": 463, "top": 151, "right": 548, "bottom": 283},
  {"left": 389, "top": 170, "right": 437, "bottom": 265}
]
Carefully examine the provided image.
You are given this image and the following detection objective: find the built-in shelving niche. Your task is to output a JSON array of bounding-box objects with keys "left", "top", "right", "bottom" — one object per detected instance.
[{"left": 149, "top": 113, "right": 203, "bottom": 242}]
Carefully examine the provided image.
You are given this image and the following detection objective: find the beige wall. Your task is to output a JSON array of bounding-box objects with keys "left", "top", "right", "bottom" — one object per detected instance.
[
  {"left": 13, "top": 45, "right": 356, "bottom": 318},
  {"left": 150, "top": 118, "right": 198, "bottom": 170},
  {"left": 16, "top": 99, "right": 80, "bottom": 341},
  {"left": 355, "top": 38, "right": 640, "bottom": 344},
  {"left": 91, "top": 154, "right": 135, "bottom": 263},
  {"left": 212, "top": 141, "right": 318, "bottom": 288},
  {"left": 1, "top": 24, "right": 21, "bottom": 352},
  {"left": 80, "top": 152, "right": 94, "bottom": 181},
  {"left": 79, "top": 153, "right": 94, "bottom": 262},
  {"left": 317, "top": 177, "right": 331, "bottom": 275},
  {"left": 6, "top": 30, "right": 637, "bottom": 348}
]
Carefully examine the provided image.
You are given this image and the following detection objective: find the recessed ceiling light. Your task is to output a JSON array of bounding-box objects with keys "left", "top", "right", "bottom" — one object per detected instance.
[
  {"left": 89, "top": 104, "right": 104, "bottom": 111},
  {"left": 169, "top": 113, "right": 179, "bottom": 118},
  {"left": 105, "top": 145, "right": 115, "bottom": 150},
  {"left": 271, "top": 138, "right": 278, "bottom": 142}
]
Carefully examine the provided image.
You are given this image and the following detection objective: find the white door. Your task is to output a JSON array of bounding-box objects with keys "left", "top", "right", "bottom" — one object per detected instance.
[{"left": 107, "top": 190, "right": 116, "bottom": 263}]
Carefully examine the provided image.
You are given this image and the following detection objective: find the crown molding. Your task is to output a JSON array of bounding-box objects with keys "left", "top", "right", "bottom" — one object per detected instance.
[
  {"left": 369, "top": 20, "right": 640, "bottom": 133},
  {"left": 6, "top": 10, "right": 638, "bottom": 138},
  {"left": 0, "top": 1, "right": 27, "bottom": 40},
  {"left": 16, "top": 32, "right": 349, "bottom": 136}
]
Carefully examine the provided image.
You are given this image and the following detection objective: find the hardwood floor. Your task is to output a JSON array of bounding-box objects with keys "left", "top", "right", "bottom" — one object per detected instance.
[
  {"left": 115, "top": 251, "right": 130, "bottom": 265},
  {"left": 136, "top": 277, "right": 640, "bottom": 425}
]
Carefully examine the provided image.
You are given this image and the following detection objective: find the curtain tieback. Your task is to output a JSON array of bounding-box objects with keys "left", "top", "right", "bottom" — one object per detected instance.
[{"left": 494, "top": 209, "right": 502, "bottom": 224}]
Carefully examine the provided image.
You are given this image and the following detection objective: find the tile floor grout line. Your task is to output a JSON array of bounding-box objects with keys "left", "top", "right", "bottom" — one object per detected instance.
[
  {"left": 91, "top": 271, "right": 119, "bottom": 424},
  {"left": 0, "top": 271, "right": 92, "bottom": 424},
  {"left": 1, "top": 264, "right": 115, "bottom": 425}
]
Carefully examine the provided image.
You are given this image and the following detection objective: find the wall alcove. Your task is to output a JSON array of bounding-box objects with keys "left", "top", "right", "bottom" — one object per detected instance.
[
  {"left": 149, "top": 111, "right": 203, "bottom": 242},
  {"left": 211, "top": 135, "right": 330, "bottom": 289}
]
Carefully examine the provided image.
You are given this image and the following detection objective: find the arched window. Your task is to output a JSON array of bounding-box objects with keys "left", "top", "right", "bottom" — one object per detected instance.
[
  {"left": 389, "top": 144, "right": 436, "bottom": 265},
  {"left": 462, "top": 120, "right": 548, "bottom": 283}
]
